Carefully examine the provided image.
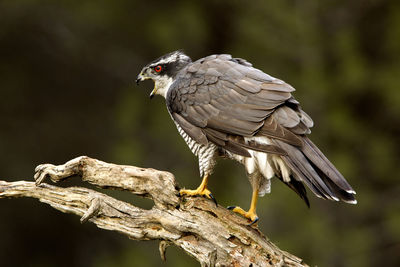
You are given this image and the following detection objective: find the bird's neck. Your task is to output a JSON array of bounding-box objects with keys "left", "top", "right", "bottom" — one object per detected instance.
[{"left": 154, "top": 76, "right": 174, "bottom": 98}]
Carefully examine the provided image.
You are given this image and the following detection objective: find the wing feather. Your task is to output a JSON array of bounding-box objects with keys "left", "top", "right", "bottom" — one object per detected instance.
[
  {"left": 171, "top": 113, "right": 208, "bottom": 146},
  {"left": 274, "top": 106, "right": 300, "bottom": 128},
  {"left": 261, "top": 81, "right": 295, "bottom": 92},
  {"left": 235, "top": 78, "right": 262, "bottom": 93}
]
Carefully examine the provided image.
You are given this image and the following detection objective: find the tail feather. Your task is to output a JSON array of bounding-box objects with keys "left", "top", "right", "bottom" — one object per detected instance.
[
  {"left": 302, "top": 137, "right": 356, "bottom": 194},
  {"left": 279, "top": 175, "right": 310, "bottom": 207},
  {"left": 272, "top": 138, "right": 357, "bottom": 204},
  {"left": 275, "top": 140, "right": 339, "bottom": 200},
  {"left": 311, "top": 162, "right": 357, "bottom": 204}
]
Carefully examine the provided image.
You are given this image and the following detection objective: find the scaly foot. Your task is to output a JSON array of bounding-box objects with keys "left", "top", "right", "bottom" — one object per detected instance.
[
  {"left": 179, "top": 187, "right": 217, "bottom": 206},
  {"left": 227, "top": 206, "right": 259, "bottom": 225}
]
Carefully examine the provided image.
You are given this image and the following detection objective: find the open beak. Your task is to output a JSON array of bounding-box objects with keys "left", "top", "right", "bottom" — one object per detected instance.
[{"left": 136, "top": 72, "right": 156, "bottom": 99}]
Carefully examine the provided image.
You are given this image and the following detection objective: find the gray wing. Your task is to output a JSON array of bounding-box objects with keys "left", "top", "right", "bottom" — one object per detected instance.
[
  {"left": 167, "top": 54, "right": 356, "bottom": 203},
  {"left": 167, "top": 54, "right": 306, "bottom": 155}
]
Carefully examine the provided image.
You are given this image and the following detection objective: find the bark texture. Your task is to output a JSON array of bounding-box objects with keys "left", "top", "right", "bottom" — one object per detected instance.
[{"left": 0, "top": 156, "right": 309, "bottom": 267}]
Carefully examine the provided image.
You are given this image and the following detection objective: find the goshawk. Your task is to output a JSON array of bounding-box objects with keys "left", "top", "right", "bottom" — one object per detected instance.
[{"left": 136, "top": 51, "right": 356, "bottom": 223}]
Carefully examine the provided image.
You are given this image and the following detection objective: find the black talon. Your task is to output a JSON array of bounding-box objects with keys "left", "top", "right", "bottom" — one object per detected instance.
[
  {"left": 248, "top": 217, "right": 259, "bottom": 226},
  {"left": 209, "top": 193, "right": 218, "bottom": 207},
  {"left": 227, "top": 206, "right": 236, "bottom": 210}
]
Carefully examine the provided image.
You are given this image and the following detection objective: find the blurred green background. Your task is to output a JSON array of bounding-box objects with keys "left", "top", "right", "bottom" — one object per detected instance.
[{"left": 1, "top": 0, "right": 399, "bottom": 266}]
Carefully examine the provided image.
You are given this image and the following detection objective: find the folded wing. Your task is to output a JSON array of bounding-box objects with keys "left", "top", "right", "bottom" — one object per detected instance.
[{"left": 167, "top": 54, "right": 356, "bottom": 204}]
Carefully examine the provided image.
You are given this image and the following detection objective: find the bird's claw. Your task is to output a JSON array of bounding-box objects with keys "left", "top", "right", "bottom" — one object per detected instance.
[
  {"left": 179, "top": 188, "right": 217, "bottom": 206},
  {"left": 227, "top": 205, "right": 259, "bottom": 226},
  {"left": 248, "top": 216, "right": 259, "bottom": 226},
  {"left": 208, "top": 193, "right": 218, "bottom": 207}
]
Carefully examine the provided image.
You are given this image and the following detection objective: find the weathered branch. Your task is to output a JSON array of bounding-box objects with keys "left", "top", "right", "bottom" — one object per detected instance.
[{"left": 0, "top": 156, "right": 308, "bottom": 267}]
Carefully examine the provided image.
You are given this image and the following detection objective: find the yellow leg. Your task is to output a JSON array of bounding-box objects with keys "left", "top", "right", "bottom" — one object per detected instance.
[
  {"left": 179, "top": 174, "right": 215, "bottom": 203},
  {"left": 228, "top": 188, "right": 259, "bottom": 223}
]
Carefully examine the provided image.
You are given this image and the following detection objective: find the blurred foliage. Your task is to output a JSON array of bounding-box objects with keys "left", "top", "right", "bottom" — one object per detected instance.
[{"left": 0, "top": 0, "right": 399, "bottom": 266}]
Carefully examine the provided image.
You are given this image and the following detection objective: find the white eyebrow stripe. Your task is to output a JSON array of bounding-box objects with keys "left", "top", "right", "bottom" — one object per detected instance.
[{"left": 150, "top": 51, "right": 191, "bottom": 66}]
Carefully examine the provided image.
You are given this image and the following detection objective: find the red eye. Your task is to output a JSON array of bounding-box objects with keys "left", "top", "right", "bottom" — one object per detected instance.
[{"left": 154, "top": 65, "right": 162, "bottom": 73}]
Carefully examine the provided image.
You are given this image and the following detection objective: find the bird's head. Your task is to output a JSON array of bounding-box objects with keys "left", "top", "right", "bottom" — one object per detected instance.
[{"left": 136, "top": 50, "right": 192, "bottom": 99}]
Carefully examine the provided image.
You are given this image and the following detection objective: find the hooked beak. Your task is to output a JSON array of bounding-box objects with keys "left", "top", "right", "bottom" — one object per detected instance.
[
  {"left": 136, "top": 71, "right": 156, "bottom": 99},
  {"left": 136, "top": 73, "right": 144, "bottom": 85}
]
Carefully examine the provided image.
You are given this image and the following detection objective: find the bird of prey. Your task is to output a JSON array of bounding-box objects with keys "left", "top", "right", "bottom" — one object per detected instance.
[{"left": 136, "top": 51, "right": 356, "bottom": 224}]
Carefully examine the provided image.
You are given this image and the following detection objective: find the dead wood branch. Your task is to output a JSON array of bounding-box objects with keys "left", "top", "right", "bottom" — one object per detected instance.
[{"left": 0, "top": 156, "right": 309, "bottom": 267}]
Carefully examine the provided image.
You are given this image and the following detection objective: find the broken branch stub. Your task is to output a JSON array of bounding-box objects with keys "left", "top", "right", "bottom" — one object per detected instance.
[{"left": 34, "top": 156, "right": 180, "bottom": 208}]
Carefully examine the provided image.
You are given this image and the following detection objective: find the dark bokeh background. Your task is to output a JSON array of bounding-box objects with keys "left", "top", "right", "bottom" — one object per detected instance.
[{"left": 1, "top": 0, "right": 399, "bottom": 266}]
